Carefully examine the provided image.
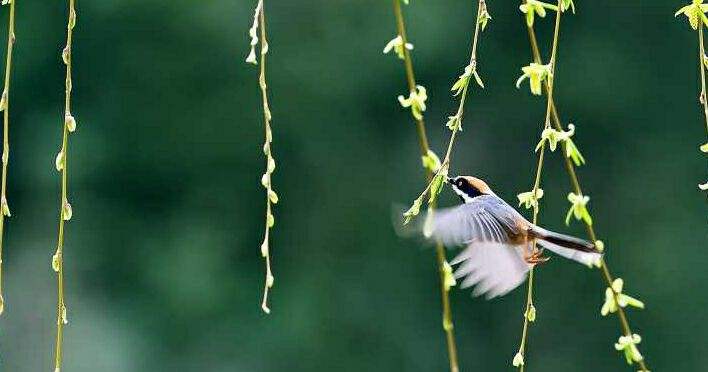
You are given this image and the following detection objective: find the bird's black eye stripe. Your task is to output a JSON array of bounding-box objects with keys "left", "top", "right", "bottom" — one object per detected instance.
[{"left": 457, "top": 178, "right": 483, "bottom": 198}]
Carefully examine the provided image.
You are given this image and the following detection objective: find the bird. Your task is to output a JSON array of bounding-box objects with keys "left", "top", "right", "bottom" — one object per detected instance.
[{"left": 428, "top": 175, "right": 602, "bottom": 299}]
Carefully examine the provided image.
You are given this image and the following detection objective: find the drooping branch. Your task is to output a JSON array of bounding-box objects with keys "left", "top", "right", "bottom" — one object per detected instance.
[
  {"left": 53, "top": 0, "right": 78, "bottom": 370},
  {"left": 389, "top": 1, "right": 459, "bottom": 370},
  {"left": 0, "top": 0, "right": 17, "bottom": 316},
  {"left": 513, "top": 1, "right": 563, "bottom": 369},
  {"left": 514, "top": 1, "right": 650, "bottom": 370},
  {"left": 247, "top": 0, "right": 278, "bottom": 314}
]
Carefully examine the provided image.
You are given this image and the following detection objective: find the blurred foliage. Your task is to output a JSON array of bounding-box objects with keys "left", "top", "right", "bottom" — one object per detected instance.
[{"left": 0, "top": 0, "right": 704, "bottom": 371}]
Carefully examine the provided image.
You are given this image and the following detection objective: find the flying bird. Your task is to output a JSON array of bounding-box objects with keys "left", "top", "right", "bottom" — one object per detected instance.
[{"left": 429, "top": 175, "right": 601, "bottom": 299}]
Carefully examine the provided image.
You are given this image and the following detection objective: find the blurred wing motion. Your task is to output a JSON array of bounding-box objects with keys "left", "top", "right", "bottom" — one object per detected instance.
[
  {"left": 450, "top": 242, "right": 529, "bottom": 299},
  {"left": 430, "top": 196, "right": 530, "bottom": 299}
]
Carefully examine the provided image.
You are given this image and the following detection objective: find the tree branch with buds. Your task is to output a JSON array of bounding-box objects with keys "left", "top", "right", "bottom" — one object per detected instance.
[
  {"left": 512, "top": 1, "right": 565, "bottom": 369},
  {"left": 247, "top": 0, "right": 278, "bottom": 315},
  {"left": 675, "top": 0, "right": 708, "bottom": 191},
  {"left": 388, "top": 0, "right": 461, "bottom": 370},
  {"left": 516, "top": 1, "right": 650, "bottom": 370},
  {"left": 53, "top": 0, "right": 78, "bottom": 370},
  {"left": 0, "top": 0, "right": 16, "bottom": 317}
]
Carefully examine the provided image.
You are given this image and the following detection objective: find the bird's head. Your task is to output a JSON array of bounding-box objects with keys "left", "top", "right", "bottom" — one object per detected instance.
[{"left": 446, "top": 175, "right": 495, "bottom": 203}]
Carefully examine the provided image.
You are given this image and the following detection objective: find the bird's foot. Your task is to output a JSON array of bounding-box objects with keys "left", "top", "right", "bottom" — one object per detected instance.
[{"left": 525, "top": 249, "right": 550, "bottom": 265}]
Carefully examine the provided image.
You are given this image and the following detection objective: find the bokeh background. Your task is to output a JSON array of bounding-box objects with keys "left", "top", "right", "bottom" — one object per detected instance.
[{"left": 0, "top": 0, "right": 704, "bottom": 371}]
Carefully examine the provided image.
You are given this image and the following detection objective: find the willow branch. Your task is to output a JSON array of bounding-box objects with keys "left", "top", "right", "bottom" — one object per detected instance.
[
  {"left": 392, "top": 1, "right": 459, "bottom": 371},
  {"left": 246, "top": 0, "right": 278, "bottom": 314},
  {"left": 53, "top": 0, "right": 77, "bottom": 370},
  {"left": 700, "top": 24, "right": 708, "bottom": 134},
  {"left": 524, "top": 4, "right": 650, "bottom": 372},
  {"left": 0, "top": 0, "right": 16, "bottom": 316},
  {"left": 438, "top": 1, "right": 485, "bottom": 169},
  {"left": 516, "top": 2, "right": 562, "bottom": 370}
]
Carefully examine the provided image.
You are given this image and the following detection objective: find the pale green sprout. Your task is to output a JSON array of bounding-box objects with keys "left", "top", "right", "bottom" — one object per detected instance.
[
  {"left": 0, "top": 1, "right": 10, "bottom": 6},
  {"left": 62, "top": 199, "right": 72, "bottom": 221},
  {"left": 403, "top": 197, "right": 422, "bottom": 225},
  {"left": 595, "top": 239, "right": 605, "bottom": 252},
  {"left": 535, "top": 123, "right": 585, "bottom": 165},
  {"left": 383, "top": 35, "right": 413, "bottom": 60},
  {"left": 1, "top": 196, "right": 9, "bottom": 217},
  {"left": 446, "top": 115, "right": 461, "bottom": 132},
  {"left": 614, "top": 334, "right": 644, "bottom": 365},
  {"left": 512, "top": 351, "right": 524, "bottom": 367},
  {"left": 564, "top": 137, "right": 585, "bottom": 166},
  {"left": 535, "top": 124, "right": 572, "bottom": 151},
  {"left": 403, "top": 165, "right": 448, "bottom": 225},
  {"left": 65, "top": 114, "right": 76, "bottom": 133},
  {"left": 565, "top": 192, "right": 592, "bottom": 226},
  {"left": 675, "top": 0, "right": 708, "bottom": 30},
  {"left": 451, "top": 63, "right": 484, "bottom": 97},
  {"left": 421, "top": 149, "right": 441, "bottom": 173},
  {"left": 442, "top": 260, "right": 456, "bottom": 291},
  {"left": 525, "top": 304, "right": 536, "bottom": 322},
  {"left": 517, "top": 188, "right": 544, "bottom": 210},
  {"left": 560, "top": 0, "right": 575, "bottom": 13},
  {"left": 246, "top": 0, "right": 263, "bottom": 64},
  {"left": 51, "top": 252, "right": 60, "bottom": 272},
  {"left": 428, "top": 171, "right": 447, "bottom": 204},
  {"left": 61, "top": 304, "right": 68, "bottom": 324},
  {"left": 519, "top": 0, "right": 557, "bottom": 27},
  {"left": 55, "top": 150, "right": 65, "bottom": 172},
  {"left": 700, "top": 142, "right": 708, "bottom": 152},
  {"left": 478, "top": 1, "right": 492, "bottom": 31},
  {"left": 402, "top": 0, "right": 409, "bottom": 4},
  {"left": 601, "top": 278, "right": 645, "bottom": 316},
  {"left": 515, "top": 62, "right": 552, "bottom": 96},
  {"left": 398, "top": 85, "right": 427, "bottom": 120}
]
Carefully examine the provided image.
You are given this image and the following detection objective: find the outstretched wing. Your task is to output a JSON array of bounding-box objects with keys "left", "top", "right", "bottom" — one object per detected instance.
[
  {"left": 430, "top": 196, "right": 530, "bottom": 299},
  {"left": 429, "top": 195, "right": 525, "bottom": 246}
]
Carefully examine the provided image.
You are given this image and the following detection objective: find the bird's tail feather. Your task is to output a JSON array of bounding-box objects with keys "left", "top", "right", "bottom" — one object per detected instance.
[
  {"left": 529, "top": 226, "right": 597, "bottom": 252},
  {"left": 529, "top": 226, "right": 602, "bottom": 267}
]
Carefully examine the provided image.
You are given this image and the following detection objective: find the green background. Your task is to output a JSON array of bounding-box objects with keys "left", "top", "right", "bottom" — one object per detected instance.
[{"left": 0, "top": 0, "right": 705, "bottom": 371}]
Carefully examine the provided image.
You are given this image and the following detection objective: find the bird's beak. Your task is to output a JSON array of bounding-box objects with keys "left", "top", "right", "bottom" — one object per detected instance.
[{"left": 446, "top": 176, "right": 455, "bottom": 184}]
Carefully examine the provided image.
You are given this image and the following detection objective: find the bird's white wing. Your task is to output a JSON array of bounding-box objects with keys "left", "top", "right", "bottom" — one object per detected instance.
[
  {"left": 451, "top": 242, "right": 529, "bottom": 299},
  {"left": 431, "top": 196, "right": 530, "bottom": 299}
]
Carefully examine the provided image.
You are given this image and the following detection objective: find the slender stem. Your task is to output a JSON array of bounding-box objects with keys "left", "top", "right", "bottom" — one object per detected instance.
[
  {"left": 524, "top": 6, "right": 650, "bottom": 372},
  {"left": 698, "top": 25, "right": 708, "bottom": 135},
  {"left": 516, "top": 3, "right": 562, "bottom": 370},
  {"left": 409, "top": 0, "right": 486, "bottom": 207},
  {"left": 0, "top": 0, "right": 16, "bottom": 316},
  {"left": 255, "top": 0, "right": 276, "bottom": 314},
  {"left": 440, "top": 1, "right": 484, "bottom": 167},
  {"left": 393, "top": 0, "right": 430, "bottom": 156},
  {"left": 54, "top": 1, "right": 76, "bottom": 370},
  {"left": 392, "top": 1, "right": 459, "bottom": 370}
]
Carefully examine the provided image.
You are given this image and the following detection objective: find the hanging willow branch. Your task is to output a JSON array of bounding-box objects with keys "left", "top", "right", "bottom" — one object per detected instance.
[
  {"left": 392, "top": 1, "right": 490, "bottom": 369},
  {"left": 0, "top": 0, "right": 16, "bottom": 316},
  {"left": 387, "top": 0, "right": 462, "bottom": 370},
  {"left": 513, "top": 0, "right": 650, "bottom": 370},
  {"left": 512, "top": 1, "right": 563, "bottom": 369},
  {"left": 675, "top": 0, "right": 708, "bottom": 190},
  {"left": 52, "top": 0, "right": 78, "bottom": 370},
  {"left": 246, "top": 0, "right": 278, "bottom": 314}
]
